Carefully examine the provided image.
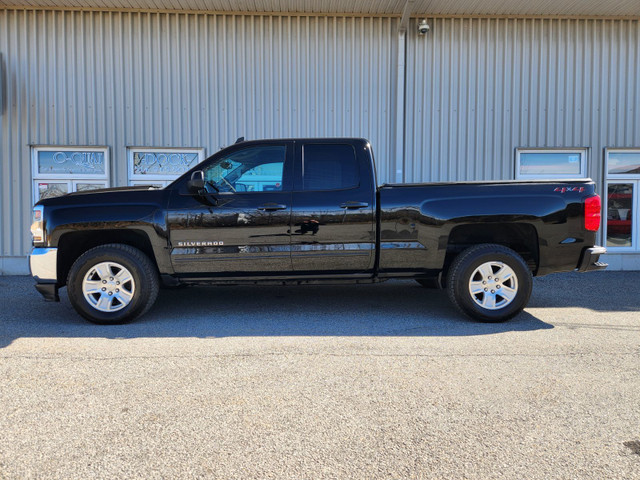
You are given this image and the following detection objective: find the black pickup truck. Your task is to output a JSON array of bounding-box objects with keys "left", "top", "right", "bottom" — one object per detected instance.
[{"left": 29, "top": 138, "right": 606, "bottom": 324}]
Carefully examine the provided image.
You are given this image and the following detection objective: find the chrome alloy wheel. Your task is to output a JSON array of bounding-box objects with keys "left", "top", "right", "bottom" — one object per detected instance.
[
  {"left": 468, "top": 261, "right": 518, "bottom": 310},
  {"left": 82, "top": 262, "right": 136, "bottom": 312}
]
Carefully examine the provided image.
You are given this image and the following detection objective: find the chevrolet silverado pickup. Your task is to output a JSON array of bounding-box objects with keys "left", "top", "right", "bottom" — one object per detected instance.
[{"left": 29, "top": 138, "right": 607, "bottom": 324}]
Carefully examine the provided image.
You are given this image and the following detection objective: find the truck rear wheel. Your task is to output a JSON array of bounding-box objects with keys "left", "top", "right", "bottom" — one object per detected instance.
[
  {"left": 447, "top": 244, "right": 532, "bottom": 322},
  {"left": 67, "top": 244, "right": 159, "bottom": 324}
]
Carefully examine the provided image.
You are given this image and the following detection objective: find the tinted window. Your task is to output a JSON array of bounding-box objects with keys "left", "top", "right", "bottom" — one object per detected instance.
[{"left": 303, "top": 144, "right": 359, "bottom": 191}]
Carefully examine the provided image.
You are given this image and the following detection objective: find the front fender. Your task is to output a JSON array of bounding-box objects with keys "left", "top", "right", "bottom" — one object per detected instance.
[{"left": 45, "top": 202, "right": 172, "bottom": 276}]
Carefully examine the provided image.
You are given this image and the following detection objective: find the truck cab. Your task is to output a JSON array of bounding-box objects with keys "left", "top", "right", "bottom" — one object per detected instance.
[{"left": 165, "top": 138, "right": 377, "bottom": 278}]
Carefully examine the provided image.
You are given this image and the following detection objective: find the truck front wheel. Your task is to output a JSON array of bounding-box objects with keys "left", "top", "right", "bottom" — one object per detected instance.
[
  {"left": 67, "top": 244, "right": 159, "bottom": 324},
  {"left": 447, "top": 244, "right": 532, "bottom": 322}
]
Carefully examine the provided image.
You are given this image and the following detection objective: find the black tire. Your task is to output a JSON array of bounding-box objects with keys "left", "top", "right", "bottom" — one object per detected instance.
[
  {"left": 67, "top": 244, "right": 159, "bottom": 325},
  {"left": 447, "top": 244, "right": 532, "bottom": 322}
]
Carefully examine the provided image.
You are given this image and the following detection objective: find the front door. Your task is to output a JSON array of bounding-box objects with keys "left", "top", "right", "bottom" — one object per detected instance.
[{"left": 167, "top": 142, "right": 293, "bottom": 276}]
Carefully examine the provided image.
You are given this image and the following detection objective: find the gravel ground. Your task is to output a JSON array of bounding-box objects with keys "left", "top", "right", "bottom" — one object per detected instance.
[{"left": 0, "top": 271, "right": 639, "bottom": 479}]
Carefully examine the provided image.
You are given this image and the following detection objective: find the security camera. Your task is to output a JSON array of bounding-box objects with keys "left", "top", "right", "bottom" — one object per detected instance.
[{"left": 417, "top": 20, "right": 430, "bottom": 35}]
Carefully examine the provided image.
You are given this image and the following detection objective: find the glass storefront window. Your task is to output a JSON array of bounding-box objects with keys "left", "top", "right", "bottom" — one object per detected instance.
[
  {"left": 605, "top": 149, "right": 640, "bottom": 252},
  {"left": 32, "top": 147, "right": 110, "bottom": 204},
  {"left": 36, "top": 150, "right": 106, "bottom": 175},
  {"left": 606, "top": 183, "right": 634, "bottom": 248},
  {"left": 76, "top": 183, "right": 107, "bottom": 192},
  {"left": 516, "top": 149, "right": 587, "bottom": 179},
  {"left": 607, "top": 151, "right": 640, "bottom": 175},
  {"left": 128, "top": 147, "right": 205, "bottom": 187},
  {"left": 37, "top": 182, "right": 69, "bottom": 200}
]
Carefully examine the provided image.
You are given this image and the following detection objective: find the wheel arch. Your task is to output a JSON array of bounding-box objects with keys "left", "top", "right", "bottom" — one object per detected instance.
[
  {"left": 57, "top": 229, "right": 158, "bottom": 287},
  {"left": 443, "top": 223, "right": 539, "bottom": 282}
]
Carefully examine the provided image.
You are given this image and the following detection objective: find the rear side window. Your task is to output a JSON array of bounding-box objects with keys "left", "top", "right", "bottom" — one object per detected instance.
[{"left": 302, "top": 144, "right": 359, "bottom": 191}]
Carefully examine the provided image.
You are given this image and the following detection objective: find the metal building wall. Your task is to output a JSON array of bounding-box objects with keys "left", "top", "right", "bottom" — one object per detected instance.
[
  {"left": 2, "top": 10, "right": 640, "bottom": 273},
  {"left": 0, "top": 9, "right": 398, "bottom": 269},
  {"left": 404, "top": 17, "right": 640, "bottom": 184}
]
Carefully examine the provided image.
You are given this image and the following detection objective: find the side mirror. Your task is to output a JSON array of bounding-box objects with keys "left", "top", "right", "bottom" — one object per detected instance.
[{"left": 187, "top": 170, "right": 205, "bottom": 193}]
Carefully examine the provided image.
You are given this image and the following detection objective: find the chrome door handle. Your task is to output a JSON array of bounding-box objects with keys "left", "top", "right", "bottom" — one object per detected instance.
[
  {"left": 340, "top": 202, "right": 369, "bottom": 209},
  {"left": 257, "top": 204, "right": 288, "bottom": 211}
]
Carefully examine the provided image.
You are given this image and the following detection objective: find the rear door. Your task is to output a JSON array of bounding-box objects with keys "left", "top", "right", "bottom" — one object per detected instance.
[{"left": 290, "top": 140, "right": 376, "bottom": 274}]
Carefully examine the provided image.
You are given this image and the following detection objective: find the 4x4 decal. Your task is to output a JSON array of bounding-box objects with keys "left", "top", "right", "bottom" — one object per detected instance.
[{"left": 554, "top": 187, "right": 585, "bottom": 193}]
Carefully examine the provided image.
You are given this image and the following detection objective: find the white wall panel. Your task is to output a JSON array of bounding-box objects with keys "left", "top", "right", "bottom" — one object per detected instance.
[
  {"left": 404, "top": 17, "right": 640, "bottom": 183},
  {"left": 0, "top": 9, "right": 397, "bottom": 259}
]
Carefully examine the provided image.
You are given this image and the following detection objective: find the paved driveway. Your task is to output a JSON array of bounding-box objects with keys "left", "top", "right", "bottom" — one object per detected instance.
[{"left": 0, "top": 272, "right": 639, "bottom": 479}]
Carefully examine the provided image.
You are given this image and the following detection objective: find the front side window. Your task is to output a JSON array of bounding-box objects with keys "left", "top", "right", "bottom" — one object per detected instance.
[
  {"left": 604, "top": 149, "right": 640, "bottom": 251},
  {"left": 302, "top": 144, "right": 359, "bottom": 191},
  {"left": 203, "top": 145, "right": 286, "bottom": 193},
  {"left": 515, "top": 149, "right": 587, "bottom": 179}
]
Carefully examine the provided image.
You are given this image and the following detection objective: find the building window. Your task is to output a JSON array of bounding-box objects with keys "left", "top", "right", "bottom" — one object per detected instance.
[
  {"left": 604, "top": 149, "right": 640, "bottom": 251},
  {"left": 515, "top": 148, "right": 587, "bottom": 179},
  {"left": 31, "top": 146, "right": 110, "bottom": 204},
  {"left": 128, "top": 147, "right": 205, "bottom": 187}
]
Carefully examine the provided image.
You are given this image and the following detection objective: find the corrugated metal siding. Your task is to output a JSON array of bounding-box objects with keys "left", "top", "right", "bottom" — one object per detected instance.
[
  {"left": 3, "top": 10, "right": 640, "bottom": 267},
  {"left": 411, "top": 0, "right": 640, "bottom": 17},
  {"left": 404, "top": 17, "right": 640, "bottom": 183},
  {"left": 0, "top": 10, "right": 397, "bottom": 259},
  {"left": 1, "top": 1, "right": 640, "bottom": 17}
]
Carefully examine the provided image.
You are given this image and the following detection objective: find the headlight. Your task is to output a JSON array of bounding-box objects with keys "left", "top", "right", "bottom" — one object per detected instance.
[{"left": 31, "top": 205, "right": 45, "bottom": 245}]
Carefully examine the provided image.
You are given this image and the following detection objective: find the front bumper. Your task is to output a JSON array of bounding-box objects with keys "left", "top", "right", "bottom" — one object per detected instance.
[
  {"left": 29, "top": 247, "right": 58, "bottom": 281},
  {"left": 577, "top": 246, "right": 608, "bottom": 273},
  {"left": 29, "top": 247, "right": 60, "bottom": 302}
]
